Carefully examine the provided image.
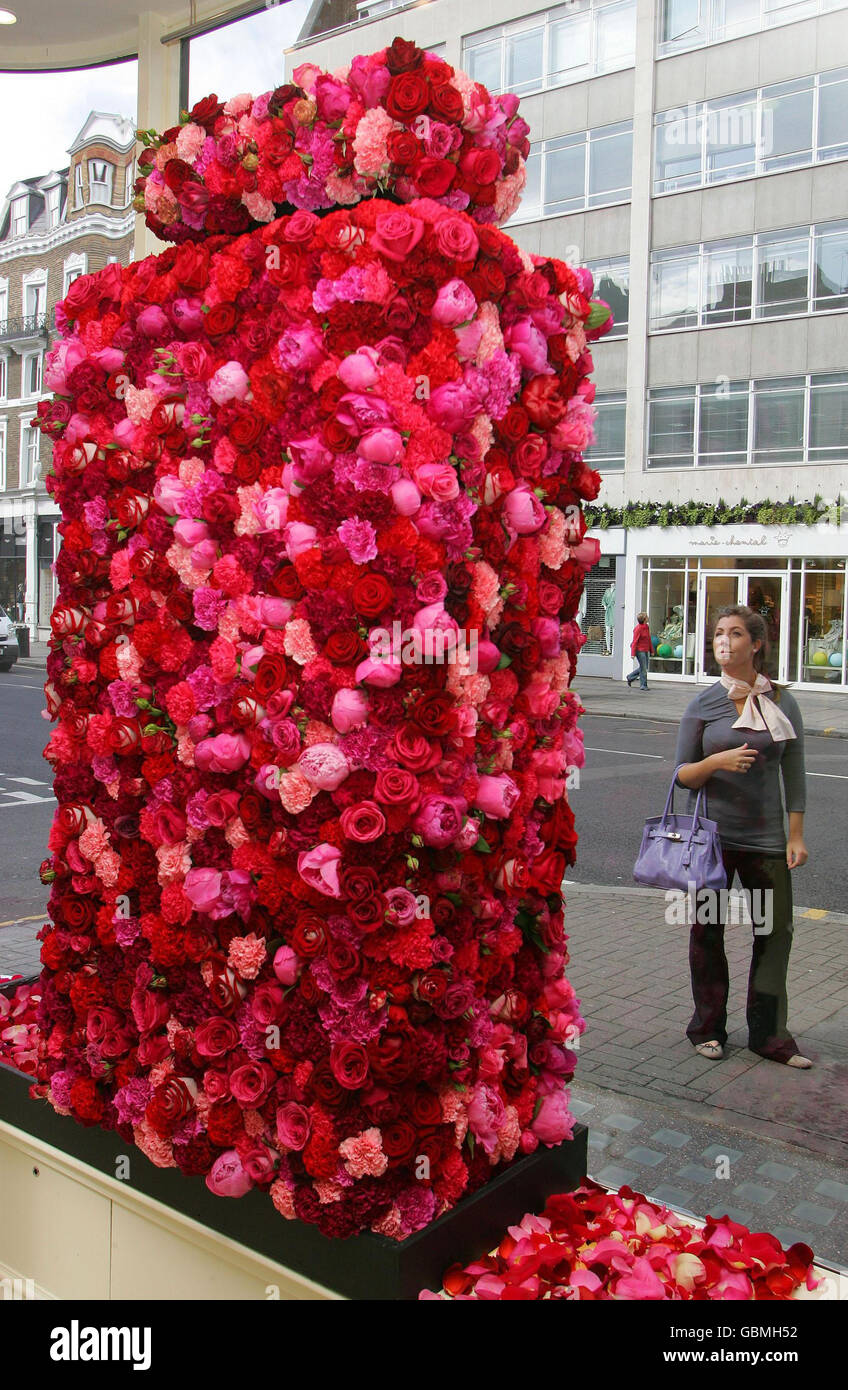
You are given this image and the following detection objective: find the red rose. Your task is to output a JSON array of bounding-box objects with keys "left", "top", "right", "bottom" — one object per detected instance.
[
  {"left": 522, "top": 376, "right": 567, "bottom": 428},
  {"left": 321, "top": 418, "right": 354, "bottom": 452},
  {"left": 326, "top": 939, "right": 361, "bottom": 980},
  {"left": 324, "top": 630, "right": 364, "bottom": 665},
  {"left": 367, "top": 1032, "right": 413, "bottom": 1085},
  {"left": 385, "top": 36, "right": 423, "bottom": 74},
  {"left": 147, "top": 1076, "right": 196, "bottom": 1135},
  {"left": 498, "top": 405, "right": 530, "bottom": 443},
  {"left": 413, "top": 157, "right": 456, "bottom": 197},
  {"left": 63, "top": 275, "right": 99, "bottom": 318},
  {"left": 514, "top": 434, "right": 549, "bottom": 479},
  {"left": 429, "top": 83, "right": 464, "bottom": 123},
  {"left": 374, "top": 767, "right": 419, "bottom": 809},
  {"left": 460, "top": 148, "right": 502, "bottom": 185},
  {"left": 339, "top": 865, "right": 380, "bottom": 902},
  {"left": 417, "top": 969, "right": 448, "bottom": 1003},
  {"left": 410, "top": 1092, "right": 443, "bottom": 1126},
  {"left": 385, "top": 72, "right": 430, "bottom": 122},
  {"left": 407, "top": 691, "right": 457, "bottom": 738},
  {"left": 188, "top": 94, "right": 225, "bottom": 129},
  {"left": 291, "top": 912, "right": 326, "bottom": 957},
  {"left": 173, "top": 242, "right": 210, "bottom": 292},
  {"left": 387, "top": 129, "right": 420, "bottom": 166},
  {"left": 351, "top": 573, "right": 393, "bottom": 617},
  {"left": 205, "top": 303, "right": 238, "bottom": 336},
  {"left": 347, "top": 895, "right": 385, "bottom": 934},
  {"left": 163, "top": 158, "right": 193, "bottom": 193},
  {"left": 381, "top": 1119, "right": 417, "bottom": 1164},
  {"left": 371, "top": 208, "right": 425, "bottom": 263},
  {"left": 528, "top": 847, "right": 568, "bottom": 889},
  {"left": 201, "top": 491, "right": 239, "bottom": 525},
  {"left": 228, "top": 408, "right": 264, "bottom": 451},
  {"left": 329, "top": 1041, "right": 369, "bottom": 1090},
  {"left": 269, "top": 565, "right": 303, "bottom": 599},
  {"left": 254, "top": 653, "right": 288, "bottom": 698},
  {"left": 340, "top": 800, "right": 386, "bottom": 843},
  {"left": 393, "top": 724, "right": 441, "bottom": 773}
]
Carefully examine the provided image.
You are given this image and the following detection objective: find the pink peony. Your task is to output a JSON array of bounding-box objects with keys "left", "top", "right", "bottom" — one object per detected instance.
[
  {"left": 474, "top": 774, "right": 520, "bottom": 819},
  {"left": 412, "top": 795, "right": 467, "bottom": 848},
  {"left": 194, "top": 732, "right": 251, "bottom": 773},
  {"left": 357, "top": 427, "right": 403, "bottom": 464},
  {"left": 208, "top": 360, "right": 250, "bottom": 405},
  {"left": 432, "top": 278, "right": 477, "bottom": 326},
  {"left": 272, "top": 945, "right": 299, "bottom": 986},
  {"left": 337, "top": 348, "right": 379, "bottom": 390},
  {"left": 206, "top": 1150, "right": 252, "bottom": 1198},
  {"left": 503, "top": 487, "right": 547, "bottom": 535},
  {"left": 331, "top": 687, "right": 369, "bottom": 732},
  {"left": 297, "top": 843, "right": 342, "bottom": 897},
  {"left": 298, "top": 742, "right": 350, "bottom": 790},
  {"left": 531, "top": 1090, "right": 574, "bottom": 1145}
]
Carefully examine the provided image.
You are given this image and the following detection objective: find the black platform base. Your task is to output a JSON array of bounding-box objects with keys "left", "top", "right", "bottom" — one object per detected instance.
[{"left": 0, "top": 1042, "right": 587, "bottom": 1300}]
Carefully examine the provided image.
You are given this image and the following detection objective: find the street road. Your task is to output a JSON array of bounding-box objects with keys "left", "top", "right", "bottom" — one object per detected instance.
[
  {"left": 570, "top": 714, "right": 848, "bottom": 912},
  {"left": 0, "top": 677, "right": 845, "bottom": 935}
]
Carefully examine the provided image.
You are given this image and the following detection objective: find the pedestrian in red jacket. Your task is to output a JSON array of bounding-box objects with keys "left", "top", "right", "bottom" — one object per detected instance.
[{"left": 626, "top": 613, "right": 653, "bottom": 690}]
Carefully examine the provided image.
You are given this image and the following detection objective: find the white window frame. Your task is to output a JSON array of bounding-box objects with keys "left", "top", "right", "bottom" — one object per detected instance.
[
  {"left": 654, "top": 68, "right": 848, "bottom": 194},
  {"left": 0, "top": 355, "right": 7, "bottom": 403},
  {"left": 0, "top": 420, "right": 6, "bottom": 490},
  {"left": 463, "top": 0, "right": 637, "bottom": 100},
  {"left": 657, "top": 0, "right": 845, "bottom": 56},
  {"left": 124, "top": 158, "right": 136, "bottom": 207},
  {"left": 585, "top": 256, "right": 630, "bottom": 338},
  {"left": 11, "top": 195, "right": 28, "bottom": 238},
  {"left": 21, "top": 271, "right": 48, "bottom": 325},
  {"left": 585, "top": 393, "right": 627, "bottom": 469},
  {"left": 650, "top": 218, "right": 848, "bottom": 330},
  {"left": 45, "top": 184, "right": 61, "bottom": 228},
  {"left": 19, "top": 416, "right": 40, "bottom": 488},
  {"left": 21, "top": 351, "right": 43, "bottom": 400},
  {"left": 0, "top": 277, "right": 7, "bottom": 331},
  {"left": 74, "top": 163, "right": 84, "bottom": 209},
  {"left": 88, "top": 159, "right": 114, "bottom": 206},
  {"left": 512, "top": 120, "right": 633, "bottom": 224},
  {"left": 646, "top": 373, "right": 848, "bottom": 469},
  {"left": 63, "top": 252, "right": 88, "bottom": 298}
]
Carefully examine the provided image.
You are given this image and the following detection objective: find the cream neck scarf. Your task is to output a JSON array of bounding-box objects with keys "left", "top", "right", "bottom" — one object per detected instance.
[{"left": 719, "top": 672, "right": 796, "bottom": 743}]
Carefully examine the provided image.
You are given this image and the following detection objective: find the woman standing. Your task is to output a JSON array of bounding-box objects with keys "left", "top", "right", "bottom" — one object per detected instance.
[
  {"left": 626, "top": 612, "right": 653, "bottom": 690},
  {"left": 674, "top": 605, "right": 812, "bottom": 1067}
]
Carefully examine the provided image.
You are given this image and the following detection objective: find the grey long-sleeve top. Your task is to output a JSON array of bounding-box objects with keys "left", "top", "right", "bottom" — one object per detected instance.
[{"left": 674, "top": 682, "right": 806, "bottom": 852}]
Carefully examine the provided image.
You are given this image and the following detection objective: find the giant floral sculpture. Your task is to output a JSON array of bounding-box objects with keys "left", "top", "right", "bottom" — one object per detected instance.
[{"left": 34, "top": 40, "right": 607, "bottom": 1240}]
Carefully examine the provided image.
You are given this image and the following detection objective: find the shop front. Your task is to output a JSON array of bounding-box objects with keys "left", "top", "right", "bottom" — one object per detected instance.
[
  {"left": 573, "top": 528, "right": 627, "bottom": 676},
  {"left": 619, "top": 525, "right": 848, "bottom": 689}
]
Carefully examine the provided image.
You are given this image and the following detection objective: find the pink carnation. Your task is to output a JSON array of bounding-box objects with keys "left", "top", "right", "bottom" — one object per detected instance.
[
  {"left": 339, "top": 1127, "right": 389, "bottom": 1179},
  {"left": 227, "top": 933, "right": 267, "bottom": 980}
]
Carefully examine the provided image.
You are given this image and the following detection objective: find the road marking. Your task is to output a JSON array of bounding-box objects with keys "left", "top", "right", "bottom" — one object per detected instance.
[
  {"left": 0, "top": 914, "right": 45, "bottom": 929},
  {"left": 800, "top": 908, "right": 829, "bottom": 919},
  {"left": 807, "top": 772, "right": 848, "bottom": 779},
  {"left": 583, "top": 747, "right": 666, "bottom": 758},
  {"left": 0, "top": 791, "right": 53, "bottom": 806},
  {"left": 6, "top": 776, "right": 49, "bottom": 786}
]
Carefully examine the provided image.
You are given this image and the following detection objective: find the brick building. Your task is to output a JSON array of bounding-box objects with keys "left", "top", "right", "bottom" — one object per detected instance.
[{"left": 0, "top": 112, "right": 136, "bottom": 641}]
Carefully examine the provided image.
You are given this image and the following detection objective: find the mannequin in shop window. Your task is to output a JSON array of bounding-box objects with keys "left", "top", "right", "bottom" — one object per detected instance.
[{"left": 601, "top": 582, "right": 616, "bottom": 655}]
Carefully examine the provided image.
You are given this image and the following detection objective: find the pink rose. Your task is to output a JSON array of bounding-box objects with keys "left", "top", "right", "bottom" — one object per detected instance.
[
  {"left": 241, "top": 1146, "right": 277, "bottom": 1184},
  {"left": 259, "top": 596, "right": 293, "bottom": 628},
  {"left": 522, "top": 678, "right": 560, "bottom": 719},
  {"left": 531, "top": 1090, "right": 574, "bottom": 1145},
  {"left": 432, "top": 278, "right": 477, "bottom": 326},
  {"left": 474, "top": 774, "right": 520, "bottom": 819},
  {"left": 173, "top": 518, "right": 210, "bottom": 546},
  {"left": 570, "top": 537, "right": 601, "bottom": 570},
  {"left": 467, "top": 1083, "right": 506, "bottom": 1156},
  {"left": 183, "top": 867, "right": 223, "bottom": 916},
  {"left": 413, "top": 462, "right": 459, "bottom": 501},
  {"left": 355, "top": 655, "right": 402, "bottom": 687},
  {"left": 503, "top": 487, "right": 547, "bottom": 535},
  {"left": 287, "top": 437, "right": 333, "bottom": 484},
  {"left": 194, "top": 1017, "right": 240, "bottom": 1059},
  {"left": 331, "top": 687, "right": 369, "bottom": 732},
  {"left": 505, "top": 319, "right": 549, "bottom": 373},
  {"left": 339, "top": 800, "right": 386, "bottom": 843},
  {"left": 476, "top": 639, "right": 501, "bottom": 674},
  {"left": 153, "top": 475, "right": 191, "bottom": 515},
  {"left": 229, "top": 1061, "right": 274, "bottom": 1107},
  {"left": 136, "top": 305, "right": 169, "bottom": 337},
  {"left": 272, "top": 945, "right": 299, "bottom": 986},
  {"left": 254, "top": 488, "right": 289, "bottom": 532},
  {"left": 194, "top": 732, "right": 251, "bottom": 773},
  {"left": 371, "top": 208, "right": 424, "bottom": 262},
  {"left": 284, "top": 522, "right": 319, "bottom": 560},
  {"left": 297, "top": 843, "right": 342, "bottom": 897},
  {"left": 531, "top": 617, "right": 561, "bottom": 657},
  {"left": 276, "top": 1101, "right": 312, "bottom": 1152},
  {"left": 298, "top": 742, "right": 350, "bottom": 790},
  {"left": 206, "top": 1150, "right": 252, "bottom": 1198},
  {"left": 434, "top": 217, "right": 479, "bottom": 262}
]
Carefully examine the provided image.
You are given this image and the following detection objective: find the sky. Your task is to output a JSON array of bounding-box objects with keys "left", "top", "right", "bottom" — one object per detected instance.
[{"left": 0, "top": 0, "right": 313, "bottom": 200}]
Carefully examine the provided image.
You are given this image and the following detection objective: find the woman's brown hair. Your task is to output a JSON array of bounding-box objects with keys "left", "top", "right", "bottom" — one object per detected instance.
[{"left": 715, "top": 604, "right": 769, "bottom": 674}]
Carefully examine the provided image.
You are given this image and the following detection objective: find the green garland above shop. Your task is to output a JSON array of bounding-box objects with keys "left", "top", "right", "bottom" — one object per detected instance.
[{"left": 584, "top": 496, "right": 833, "bottom": 530}]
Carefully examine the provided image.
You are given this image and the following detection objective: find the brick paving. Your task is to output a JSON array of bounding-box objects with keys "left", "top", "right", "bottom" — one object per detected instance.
[{"left": 566, "top": 880, "right": 848, "bottom": 1265}]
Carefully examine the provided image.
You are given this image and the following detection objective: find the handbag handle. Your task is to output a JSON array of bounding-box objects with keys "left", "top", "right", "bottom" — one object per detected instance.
[{"left": 661, "top": 765, "right": 707, "bottom": 839}]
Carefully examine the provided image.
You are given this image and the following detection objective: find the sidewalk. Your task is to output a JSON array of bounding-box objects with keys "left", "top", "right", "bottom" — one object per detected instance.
[
  {"left": 565, "top": 881, "right": 848, "bottom": 1266},
  {"left": 573, "top": 675, "right": 848, "bottom": 737}
]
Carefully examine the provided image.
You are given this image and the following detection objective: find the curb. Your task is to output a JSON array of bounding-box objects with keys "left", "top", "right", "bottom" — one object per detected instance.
[
  {"left": 578, "top": 703, "right": 848, "bottom": 739},
  {"left": 563, "top": 879, "right": 848, "bottom": 926}
]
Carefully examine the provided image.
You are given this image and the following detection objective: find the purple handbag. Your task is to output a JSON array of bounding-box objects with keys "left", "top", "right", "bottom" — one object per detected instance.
[{"left": 633, "top": 765, "right": 727, "bottom": 893}]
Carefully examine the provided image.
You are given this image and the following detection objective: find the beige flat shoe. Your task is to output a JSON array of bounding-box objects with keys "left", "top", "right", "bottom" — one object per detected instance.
[
  {"left": 695, "top": 1041, "right": 724, "bottom": 1059},
  {"left": 786, "top": 1055, "right": 813, "bottom": 1069}
]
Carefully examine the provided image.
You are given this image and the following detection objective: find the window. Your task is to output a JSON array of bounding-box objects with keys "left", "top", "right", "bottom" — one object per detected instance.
[
  {"left": 0, "top": 422, "right": 6, "bottom": 490},
  {"left": 124, "top": 160, "right": 136, "bottom": 206},
  {"left": 814, "top": 220, "right": 848, "bottom": 310},
  {"left": 22, "top": 352, "right": 42, "bottom": 399},
  {"left": 586, "top": 258, "right": 629, "bottom": 336},
  {"left": 23, "top": 281, "right": 46, "bottom": 324},
  {"left": 658, "top": 0, "right": 845, "bottom": 55},
  {"left": 516, "top": 121, "right": 632, "bottom": 221},
  {"left": 463, "top": 0, "right": 636, "bottom": 99},
  {"left": 651, "top": 220, "right": 848, "bottom": 327},
  {"left": 0, "top": 284, "right": 6, "bottom": 330},
  {"left": 11, "top": 196, "right": 28, "bottom": 237},
  {"left": 752, "top": 377, "right": 806, "bottom": 463},
  {"left": 654, "top": 69, "right": 848, "bottom": 193},
  {"left": 698, "top": 381, "right": 749, "bottom": 463},
  {"left": 88, "top": 160, "right": 114, "bottom": 206},
  {"left": 63, "top": 254, "right": 87, "bottom": 297},
  {"left": 45, "top": 186, "right": 61, "bottom": 228},
  {"left": 586, "top": 394, "right": 626, "bottom": 469},
  {"left": 20, "top": 422, "right": 40, "bottom": 486},
  {"left": 758, "top": 229, "right": 809, "bottom": 316},
  {"left": 809, "top": 373, "right": 848, "bottom": 460},
  {"left": 647, "top": 387, "right": 696, "bottom": 467},
  {"left": 0, "top": 356, "right": 6, "bottom": 401},
  {"left": 703, "top": 239, "right": 753, "bottom": 323},
  {"left": 74, "top": 164, "right": 84, "bottom": 208}
]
